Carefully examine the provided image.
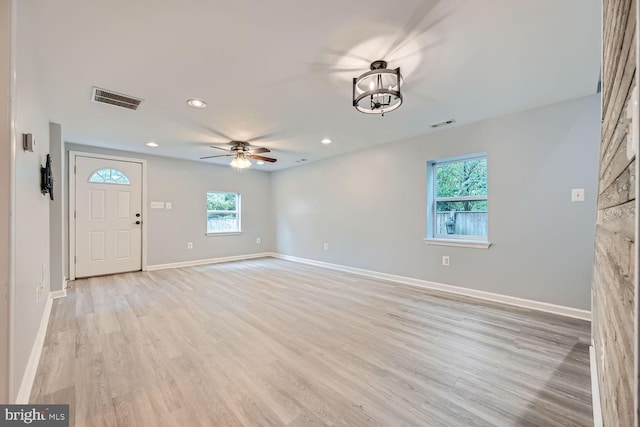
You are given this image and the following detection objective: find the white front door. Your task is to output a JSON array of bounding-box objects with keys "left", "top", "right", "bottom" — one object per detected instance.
[{"left": 75, "top": 156, "right": 143, "bottom": 278}]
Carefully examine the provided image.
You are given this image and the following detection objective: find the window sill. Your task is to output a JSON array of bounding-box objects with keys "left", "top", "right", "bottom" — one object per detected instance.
[
  {"left": 424, "top": 238, "right": 491, "bottom": 249},
  {"left": 206, "top": 232, "right": 243, "bottom": 237}
]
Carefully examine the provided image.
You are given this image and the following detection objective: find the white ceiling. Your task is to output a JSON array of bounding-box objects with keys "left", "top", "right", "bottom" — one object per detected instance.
[{"left": 24, "top": 0, "right": 600, "bottom": 170}]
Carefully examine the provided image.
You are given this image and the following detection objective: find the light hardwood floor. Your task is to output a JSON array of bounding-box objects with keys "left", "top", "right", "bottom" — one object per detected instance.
[{"left": 30, "top": 258, "right": 593, "bottom": 426}]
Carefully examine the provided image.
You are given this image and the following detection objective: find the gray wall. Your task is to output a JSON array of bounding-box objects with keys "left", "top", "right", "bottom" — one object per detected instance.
[
  {"left": 65, "top": 144, "right": 274, "bottom": 272},
  {"left": 272, "top": 94, "right": 600, "bottom": 310},
  {"left": 49, "top": 123, "right": 64, "bottom": 292},
  {"left": 12, "top": 0, "right": 51, "bottom": 400}
]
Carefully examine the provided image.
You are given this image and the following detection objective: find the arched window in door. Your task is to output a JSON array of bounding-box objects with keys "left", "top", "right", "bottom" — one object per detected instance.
[{"left": 88, "top": 168, "right": 131, "bottom": 185}]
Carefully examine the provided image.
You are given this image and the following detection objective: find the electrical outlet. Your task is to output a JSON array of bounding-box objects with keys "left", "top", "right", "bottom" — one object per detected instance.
[
  {"left": 256, "top": 237, "right": 261, "bottom": 244},
  {"left": 187, "top": 242, "right": 193, "bottom": 249},
  {"left": 442, "top": 256, "right": 450, "bottom": 266},
  {"left": 323, "top": 243, "right": 329, "bottom": 250},
  {"left": 165, "top": 202, "right": 172, "bottom": 210}
]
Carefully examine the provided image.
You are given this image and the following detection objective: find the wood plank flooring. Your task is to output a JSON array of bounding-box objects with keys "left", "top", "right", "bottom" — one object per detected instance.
[{"left": 30, "top": 258, "right": 593, "bottom": 426}]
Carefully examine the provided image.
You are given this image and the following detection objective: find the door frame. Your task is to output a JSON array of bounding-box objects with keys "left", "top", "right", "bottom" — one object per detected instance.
[
  {"left": 2, "top": 0, "right": 15, "bottom": 403},
  {"left": 68, "top": 151, "right": 147, "bottom": 280}
]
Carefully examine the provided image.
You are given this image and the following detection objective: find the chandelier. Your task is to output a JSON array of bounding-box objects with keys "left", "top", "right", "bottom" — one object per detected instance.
[{"left": 352, "top": 60, "right": 403, "bottom": 116}]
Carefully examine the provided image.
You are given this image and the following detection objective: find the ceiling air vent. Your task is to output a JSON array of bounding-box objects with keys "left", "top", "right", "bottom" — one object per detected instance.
[
  {"left": 91, "top": 87, "right": 143, "bottom": 111},
  {"left": 430, "top": 119, "right": 456, "bottom": 128}
]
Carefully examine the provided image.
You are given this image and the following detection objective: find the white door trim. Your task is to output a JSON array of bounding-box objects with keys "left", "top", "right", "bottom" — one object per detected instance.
[
  {"left": 6, "top": 0, "right": 17, "bottom": 402},
  {"left": 68, "top": 151, "right": 147, "bottom": 280}
]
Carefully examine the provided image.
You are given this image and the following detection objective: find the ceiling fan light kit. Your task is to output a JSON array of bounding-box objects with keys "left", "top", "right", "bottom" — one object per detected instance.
[
  {"left": 230, "top": 152, "right": 252, "bottom": 169},
  {"left": 352, "top": 60, "right": 403, "bottom": 116},
  {"left": 200, "top": 141, "right": 277, "bottom": 169}
]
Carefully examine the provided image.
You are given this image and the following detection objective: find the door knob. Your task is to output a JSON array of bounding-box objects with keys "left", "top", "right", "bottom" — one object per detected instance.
[
  {"left": 136, "top": 213, "right": 141, "bottom": 217},
  {"left": 134, "top": 221, "right": 141, "bottom": 225}
]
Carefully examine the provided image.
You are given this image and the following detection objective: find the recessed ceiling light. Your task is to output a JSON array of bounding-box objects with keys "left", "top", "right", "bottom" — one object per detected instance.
[
  {"left": 321, "top": 138, "right": 332, "bottom": 144},
  {"left": 146, "top": 141, "right": 159, "bottom": 147},
  {"left": 256, "top": 160, "right": 265, "bottom": 165},
  {"left": 186, "top": 99, "right": 207, "bottom": 108}
]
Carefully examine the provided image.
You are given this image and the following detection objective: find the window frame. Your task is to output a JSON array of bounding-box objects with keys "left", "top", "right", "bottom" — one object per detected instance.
[
  {"left": 88, "top": 168, "right": 131, "bottom": 185},
  {"left": 427, "top": 154, "right": 489, "bottom": 245},
  {"left": 206, "top": 191, "right": 242, "bottom": 236}
]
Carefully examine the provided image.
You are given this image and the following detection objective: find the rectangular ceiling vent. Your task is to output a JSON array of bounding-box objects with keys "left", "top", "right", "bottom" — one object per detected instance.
[
  {"left": 91, "top": 87, "right": 143, "bottom": 111},
  {"left": 430, "top": 119, "right": 456, "bottom": 128}
]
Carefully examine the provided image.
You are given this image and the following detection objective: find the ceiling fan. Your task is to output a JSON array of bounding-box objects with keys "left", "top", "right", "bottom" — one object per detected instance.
[{"left": 200, "top": 141, "right": 277, "bottom": 168}]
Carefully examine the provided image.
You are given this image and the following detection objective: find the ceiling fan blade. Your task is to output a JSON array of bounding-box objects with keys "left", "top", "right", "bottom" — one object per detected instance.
[
  {"left": 249, "top": 147, "right": 270, "bottom": 154},
  {"left": 248, "top": 154, "right": 277, "bottom": 163},
  {"left": 200, "top": 154, "right": 233, "bottom": 159},
  {"left": 209, "top": 145, "right": 232, "bottom": 152}
]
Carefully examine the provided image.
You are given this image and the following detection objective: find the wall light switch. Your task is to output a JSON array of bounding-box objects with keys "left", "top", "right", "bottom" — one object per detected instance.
[
  {"left": 571, "top": 188, "right": 585, "bottom": 202},
  {"left": 151, "top": 201, "right": 164, "bottom": 209},
  {"left": 165, "top": 202, "right": 172, "bottom": 210},
  {"left": 22, "top": 133, "right": 34, "bottom": 152}
]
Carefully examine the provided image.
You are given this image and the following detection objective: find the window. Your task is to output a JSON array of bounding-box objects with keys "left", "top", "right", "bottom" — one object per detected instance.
[
  {"left": 428, "top": 154, "right": 488, "bottom": 242},
  {"left": 206, "top": 192, "right": 241, "bottom": 234},
  {"left": 88, "top": 168, "right": 130, "bottom": 184}
]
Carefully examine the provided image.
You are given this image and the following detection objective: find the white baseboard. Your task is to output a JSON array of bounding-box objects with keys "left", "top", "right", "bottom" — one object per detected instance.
[
  {"left": 146, "top": 252, "right": 273, "bottom": 271},
  {"left": 272, "top": 253, "right": 591, "bottom": 321},
  {"left": 590, "top": 345, "right": 603, "bottom": 427},
  {"left": 50, "top": 289, "right": 66, "bottom": 299},
  {"left": 15, "top": 292, "right": 54, "bottom": 403}
]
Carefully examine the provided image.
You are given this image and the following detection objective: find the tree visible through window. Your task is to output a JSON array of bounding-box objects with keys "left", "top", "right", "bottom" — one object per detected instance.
[
  {"left": 430, "top": 155, "right": 488, "bottom": 240},
  {"left": 206, "top": 192, "right": 241, "bottom": 234}
]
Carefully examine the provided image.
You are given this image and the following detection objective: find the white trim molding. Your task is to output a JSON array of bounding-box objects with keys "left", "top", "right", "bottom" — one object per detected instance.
[
  {"left": 590, "top": 345, "right": 603, "bottom": 427},
  {"left": 15, "top": 292, "right": 54, "bottom": 403},
  {"left": 50, "top": 289, "right": 66, "bottom": 299},
  {"left": 272, "top": 253, "right": 591, "bottom": 321},
  {"left": 424, "top": 238, "right": 491, "bottom": 249},
  {"left": 7, "top": 0, "right": 17, "bottom": 402},
  {"left": 147, "top": 252, "right": 272, "bottom": 271}
]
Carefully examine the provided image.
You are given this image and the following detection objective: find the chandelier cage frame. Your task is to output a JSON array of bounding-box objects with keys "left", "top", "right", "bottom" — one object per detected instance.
[{"left": 352, "top": 60, "right": 403, "bottom": 115}]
